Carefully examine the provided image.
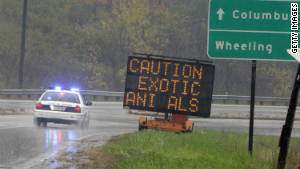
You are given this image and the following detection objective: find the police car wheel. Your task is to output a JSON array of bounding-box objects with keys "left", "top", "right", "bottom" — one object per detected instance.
[
  {"left": 42, "top": 121, "right": 47, "bottom": 127},
  {"left": 34, "top": 118, "right": 42, "bottom": 127},
  {"left": 77, "top": 121, "right": 85, "bottom": 129}
]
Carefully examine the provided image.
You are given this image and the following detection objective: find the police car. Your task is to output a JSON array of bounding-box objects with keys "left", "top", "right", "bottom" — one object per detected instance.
[{"left": 34, "top": 87, "right": 91, "bottom": 128}]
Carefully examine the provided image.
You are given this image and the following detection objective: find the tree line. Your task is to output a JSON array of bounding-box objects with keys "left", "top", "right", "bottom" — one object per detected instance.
[{"left": 0, "top": 0, "right": 297, "bottom": 97}]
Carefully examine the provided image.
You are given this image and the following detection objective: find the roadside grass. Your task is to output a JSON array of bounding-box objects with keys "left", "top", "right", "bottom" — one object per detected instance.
[{"left": 75, "top": 130, "right": 300, "bottom": 169}]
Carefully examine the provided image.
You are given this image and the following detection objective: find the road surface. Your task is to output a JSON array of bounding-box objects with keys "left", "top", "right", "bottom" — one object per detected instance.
[{"left": 0, "top": 102, "right": 300, "bottom": 168}]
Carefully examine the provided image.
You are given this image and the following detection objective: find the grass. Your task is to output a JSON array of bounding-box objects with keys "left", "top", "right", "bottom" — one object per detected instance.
[{"left": 74, "top": 130, "right": 300, "bottom": 169}]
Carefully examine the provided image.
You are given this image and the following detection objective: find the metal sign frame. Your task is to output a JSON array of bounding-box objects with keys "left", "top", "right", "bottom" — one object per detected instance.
[{"left": 207, "top": 0, "right": 299, "bottom": 61}]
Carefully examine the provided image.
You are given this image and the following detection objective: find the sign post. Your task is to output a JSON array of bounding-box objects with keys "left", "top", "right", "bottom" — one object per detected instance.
[{"left": 249, "top": 60, "right": 256, "bottom": 155}]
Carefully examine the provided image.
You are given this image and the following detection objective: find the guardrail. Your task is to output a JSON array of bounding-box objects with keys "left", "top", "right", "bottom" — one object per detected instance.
[
  {"left": 0, "top": 89, "right": 290, "bottom": 105},
  {"left": 0, "top": 89, "right": 124, "bottom": 101},
  {"left": 213, "top": 95, "right": 289, "bottom": 105}
]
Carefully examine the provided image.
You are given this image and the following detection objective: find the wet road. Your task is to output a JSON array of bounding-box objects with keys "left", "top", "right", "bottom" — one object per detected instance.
[
  {"left": 0, "top": 102, "right": 139, "bottom": 169},
  {"left": 0, "top": 100, "right": 299, "bottom": 119},
  {"left": 0, "top": 102, "right": 300, "bottom": 168}
]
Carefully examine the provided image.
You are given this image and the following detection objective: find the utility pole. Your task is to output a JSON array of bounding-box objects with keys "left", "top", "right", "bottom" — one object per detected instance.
[
  {"left": 18, "top": 0, "right": 28, "bottom": 89},
  {"left": 277, "top": 64, "right": 300, "bottom": 169}
]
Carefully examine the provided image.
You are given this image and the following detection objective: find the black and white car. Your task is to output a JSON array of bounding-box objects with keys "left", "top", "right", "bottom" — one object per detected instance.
[{"left": 34, "top": 88, "right": 91, "bottom": 128}]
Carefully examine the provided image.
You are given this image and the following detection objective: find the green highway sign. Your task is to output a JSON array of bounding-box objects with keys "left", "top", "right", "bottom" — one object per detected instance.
[
  {"left": 209, "top": 31, "right": 293, "bottom": 60},
  {"left": 207, "top": 0, "right": 300, "bottom": 61}
]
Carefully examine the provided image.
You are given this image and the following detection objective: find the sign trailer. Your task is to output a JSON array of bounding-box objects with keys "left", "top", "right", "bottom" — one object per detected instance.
[{"left": 123, "top": 55, "right": 215, "bottom": 132}]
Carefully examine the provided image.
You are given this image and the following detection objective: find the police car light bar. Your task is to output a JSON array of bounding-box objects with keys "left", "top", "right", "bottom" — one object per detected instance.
[
  {"left": 71, "top": 88, "right": 80, "bottom": 92},
  {"left": 55, "top": 86, "right": 62, "bottom": 90},
  {"left": 49, "top": 86, "right": 80, "bottom": 92}
]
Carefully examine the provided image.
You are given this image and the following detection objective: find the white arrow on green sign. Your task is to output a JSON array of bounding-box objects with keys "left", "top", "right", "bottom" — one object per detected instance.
[{"left": 207, "top": 0, "right": 299, "bottom": 61}]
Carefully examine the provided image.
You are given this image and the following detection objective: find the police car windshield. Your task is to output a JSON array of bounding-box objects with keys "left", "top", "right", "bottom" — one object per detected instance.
[{"left": 41, "top": 91, "right": 80, "bottom": 103}]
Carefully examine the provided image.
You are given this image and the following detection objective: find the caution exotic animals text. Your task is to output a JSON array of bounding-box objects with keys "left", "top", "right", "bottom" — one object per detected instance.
[{"left": 123, "top": 56, "right": 215, "bottom": 117}]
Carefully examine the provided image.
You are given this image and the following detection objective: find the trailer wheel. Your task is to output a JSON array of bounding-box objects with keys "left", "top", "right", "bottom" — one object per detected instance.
[
  {"left": 138, "top": 125, "right": 147, "bottom": 131},
  {"left": 186, "top": 123, "right": 194, "bottom": 133}
]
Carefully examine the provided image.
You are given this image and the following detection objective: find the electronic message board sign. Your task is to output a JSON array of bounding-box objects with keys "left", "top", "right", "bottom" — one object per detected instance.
[{"left": 123, "top": 56, "right": 215, "bottom": 117}]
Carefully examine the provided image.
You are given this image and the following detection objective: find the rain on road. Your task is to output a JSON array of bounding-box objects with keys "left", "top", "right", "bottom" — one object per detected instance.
[{"left": 0, "top": 102, "right": 300, "bottom": 168}]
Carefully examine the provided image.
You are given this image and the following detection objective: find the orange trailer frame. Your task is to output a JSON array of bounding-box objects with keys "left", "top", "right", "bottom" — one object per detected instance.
[{"left": 138, "top": 114, "right": 194, "bottom": 133}]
